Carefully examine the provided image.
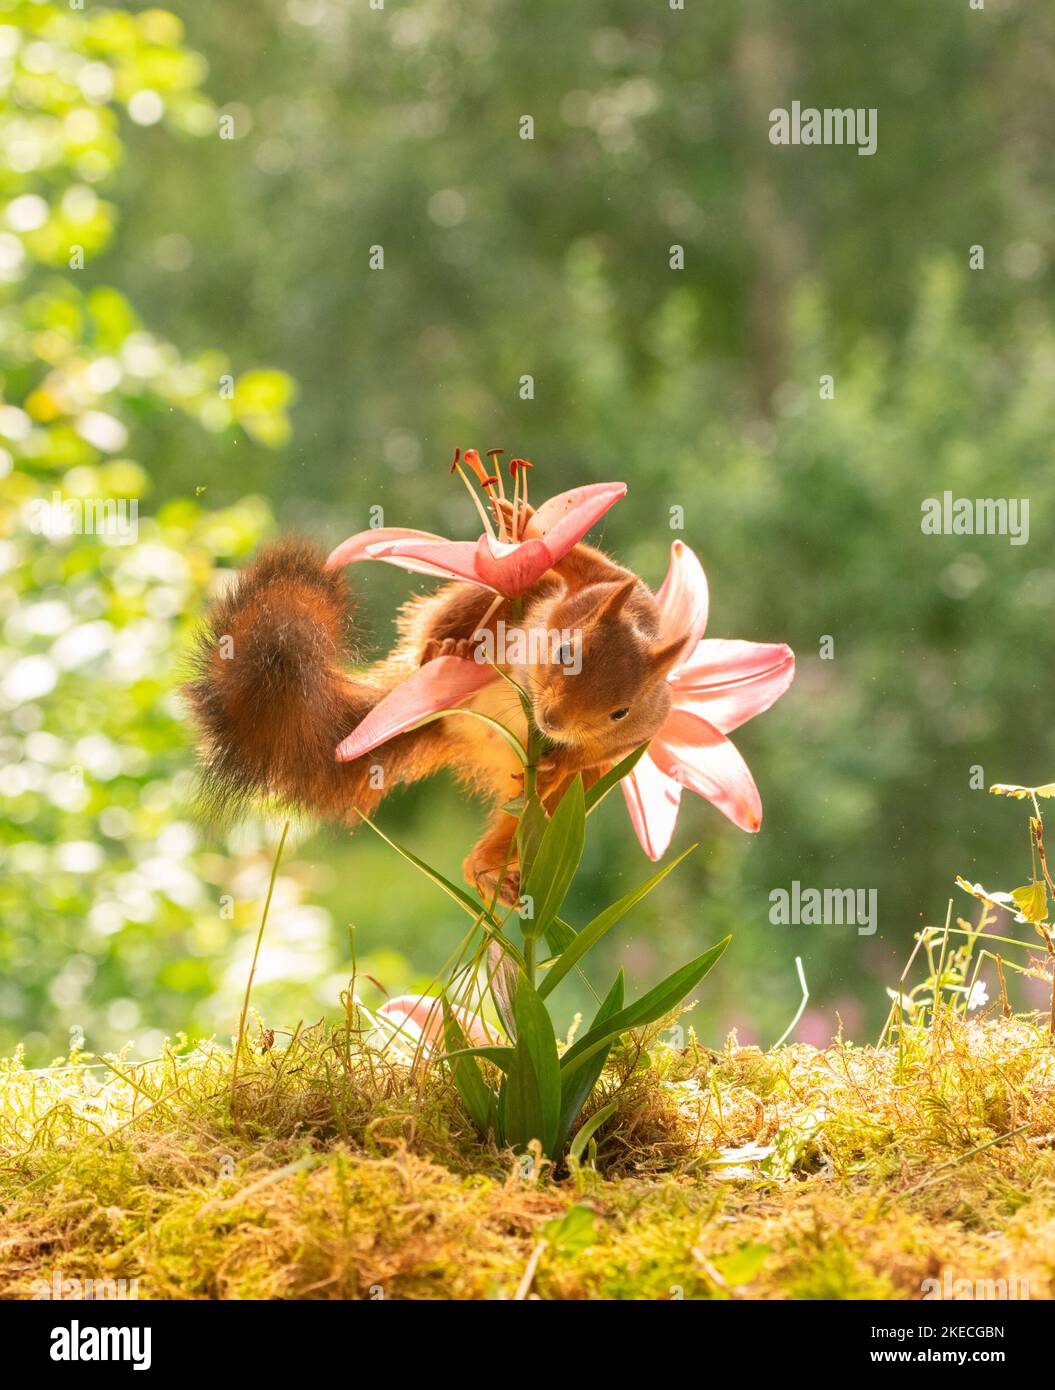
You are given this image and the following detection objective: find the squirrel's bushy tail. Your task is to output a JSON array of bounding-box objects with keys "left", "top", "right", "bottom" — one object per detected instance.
[{"left": 185, "top": 539, "right": 384, "bottom": 824}]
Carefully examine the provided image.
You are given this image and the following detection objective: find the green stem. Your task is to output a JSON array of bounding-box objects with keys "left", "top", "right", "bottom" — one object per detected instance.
[
  {"left": 524, "top": 725, "right": 542, "bottom": 803},
  {"left": 509, "top": 591, "right": 543, "bottom": 985}
]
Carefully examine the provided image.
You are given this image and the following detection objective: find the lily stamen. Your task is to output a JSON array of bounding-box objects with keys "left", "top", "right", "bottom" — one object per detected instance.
[
  {"left": 472, "top": 448, "right": 509, "bottom": 539},
  {"left": 509, "top": 458, "right": 533, "bottom": 539},
  {"left": 451, "top": 449, "right": 498, "bottom": 541}
]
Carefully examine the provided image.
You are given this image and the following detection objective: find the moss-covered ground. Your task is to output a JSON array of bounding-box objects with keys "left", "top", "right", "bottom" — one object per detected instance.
[{"left": 2, "top": 1009, "right": 1053, "bottom": 1301}]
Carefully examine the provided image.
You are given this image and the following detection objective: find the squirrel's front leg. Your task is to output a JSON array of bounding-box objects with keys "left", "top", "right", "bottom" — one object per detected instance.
[{"left": 464, "top": 810, "right": 520, "bottom": 907}]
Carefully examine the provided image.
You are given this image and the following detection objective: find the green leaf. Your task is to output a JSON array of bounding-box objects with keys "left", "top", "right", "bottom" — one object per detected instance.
[
  {"left": 540, "top": 1203, "right": 598, "bottom": 1255},
  {"left": 567, "top": 1099, "right": 617, "bottom": 1166},
  {"left": 560, "top": 938, "right": 731, "bottom": 1081},
  {"left": 544, "top": 917, "right": 578, "bottom": 955},
  {"left": 443, "top": 1007, "right": 497, "bottom": 1137},
  {"left": 1011, "top": 879, "right": 1049, "bottom": 924},
  {"left": 538, "top": 845, "right": 696, "bottom": 1000},
  {"left": 557, "top": 971, "right": 624, "bottom": 1150},
  {"left": 584, "top": 744, "right": 647, "bottom": 815},
  {"left": 516, "top": 793, "right": 549, "bottom": 882},
  {"left": 439, "top": 1044, "right": 516, "bottom": 1072},
  {"left": 519, "top": 776, "right": 585, "bottom": 941},
  {"left": 504, "top": 974, "right": 561, "bottom": 1154},
  {"left": 711, "top": 1242, "right": 771, "bottom": 1287}
]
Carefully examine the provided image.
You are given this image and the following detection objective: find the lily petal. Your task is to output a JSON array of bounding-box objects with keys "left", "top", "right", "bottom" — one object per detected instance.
[
  {"left": 471, "top": 534, "right": 555, "bottom": 595},
  {"left": 649, "top": 709, "right": 763, "bottom": 833},
  {"left": 335, "top": 656, "right": 496, "bottom": 761},
  {"left": 325, "top": 527, "right": 453, "bottom": 579},
  {"left": 378, "top": 994, "right": 498, "bottom": 1050},
  {"left": 672, "top": 640, "right": 795, "bottom": 734},
  {"left": 655, "top": 540, "right": 709, "bottom": 662},
  {"left": 362, "top": 537, "right": 490, "bottom": 587},
  {"left": 620, "top": 751, "right": 684, "bottom": 861},
  {"left": 530, "top": 482, "right": 627, "bottom": 560}
]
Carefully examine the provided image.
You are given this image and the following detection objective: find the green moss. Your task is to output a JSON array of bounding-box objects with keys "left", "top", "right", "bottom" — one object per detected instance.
[{"left": 1, "top": 1014, "right": 1053, "bottom": 1300}]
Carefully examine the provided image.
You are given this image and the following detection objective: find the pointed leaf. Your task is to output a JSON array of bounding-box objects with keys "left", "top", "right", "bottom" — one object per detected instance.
[
  {"left": 557, "top": 971, "right": 624, "bottom": 1150},
  {"left": 504, "top": 974, "right": 561, "bottom": 1154},
  {"left": 568, "top": 1099, "right": 618, "bottom": 1166},
  {"left": 584, "top": 744, "right": 648, "bottom": 815},
  {"left": 443, "top": 1007, "right": 498, "bottom": 1136},
  {"left": 517, "top": 793, "right": 549, "bottom": 882},
  {"left": 440, "top": 1044, "right": 515, "bottom": 1072},
  {"left": 560, "top": 938, "right": 731, "bottom": 1081},
  {"left": 544, "top": 916, "right": 578, "bottom": 954},
  {"left": 356, "top": 815, "right": 526, "bottom": 969},
  {"left": 538, "top": 845, "right": 696, "bottom": 999},
  {"left": 519, "top": 776, "right": 585, "bottom": 941}
]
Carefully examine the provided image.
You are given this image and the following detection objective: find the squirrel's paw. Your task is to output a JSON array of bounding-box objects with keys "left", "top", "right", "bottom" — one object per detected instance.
[
  {"left": 472, "top": 864, "right": 521, "bottom": 909},
  {"left": 421, "top": 635, "right": 480, "bottom": 665}
]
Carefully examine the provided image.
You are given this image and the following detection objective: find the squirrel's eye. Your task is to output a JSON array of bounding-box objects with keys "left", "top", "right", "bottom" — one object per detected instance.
[
  {"left": 557, "top": 644, "right": 573, "bottom": 665},
  {"left": 610, "top": 708, "right": 629, "bottom": 721}
]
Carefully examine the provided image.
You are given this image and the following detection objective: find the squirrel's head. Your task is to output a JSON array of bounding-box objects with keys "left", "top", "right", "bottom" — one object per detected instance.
[{"left": 516, "top": 576, "right": 687, "bottom": 761}]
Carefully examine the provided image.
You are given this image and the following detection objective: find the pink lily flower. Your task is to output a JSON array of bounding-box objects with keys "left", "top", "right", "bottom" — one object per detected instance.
[
  {"left": 326, "top": 449, "right": 626, "bottom": 598},
  {"left": 378, "top": 994, "right": 498, "bottom": 1052},
  {"left": 621, "top": 540, "right": 795, "bottom": 859},
  {"left": 335, "top": 655, "right": 495, "bottom": 763}
]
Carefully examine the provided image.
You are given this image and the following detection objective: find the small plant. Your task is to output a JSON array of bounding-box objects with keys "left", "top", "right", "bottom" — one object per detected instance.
[
  {"left": 882, "top": 778, "right": 1055, "bottom": 1045},
  {"left": 359, "top": 752, "right": 729, "bottom": 1160}
]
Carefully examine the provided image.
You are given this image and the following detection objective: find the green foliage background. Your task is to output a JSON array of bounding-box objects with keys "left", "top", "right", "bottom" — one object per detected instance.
[{"left": 1, "top": 0, "right": 1053, "bottom": 1062}]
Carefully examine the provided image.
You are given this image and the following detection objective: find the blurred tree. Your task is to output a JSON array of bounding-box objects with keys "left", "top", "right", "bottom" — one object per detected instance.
[
  {"left": 2, "top": 0, "right": 1054, "bottom": 1055},
  {"left": 0, "top": 1, "right": 333, "bottom": 1061}
]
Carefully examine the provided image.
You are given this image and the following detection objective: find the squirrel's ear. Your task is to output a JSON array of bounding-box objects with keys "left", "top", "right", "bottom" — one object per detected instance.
[
  {"left": 648, "top": 634, "right": 688, "bottom": 679},
  {"left": 591, "top": 575, "right": 638, "bottom": 621}
]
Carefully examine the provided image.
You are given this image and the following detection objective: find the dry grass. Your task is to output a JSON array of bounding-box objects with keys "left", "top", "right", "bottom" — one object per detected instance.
[{"left": 2, "top": 1008, "right": 1054, "bottom": 1300}]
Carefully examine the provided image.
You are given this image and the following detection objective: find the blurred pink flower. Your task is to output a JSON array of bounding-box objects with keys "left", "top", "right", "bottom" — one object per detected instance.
[
  {"left": 378, "top": 993, "right": 498, "bottom": 1052},
  {"left": 621, "top": 540, "right": 795, "bottom": 859}
]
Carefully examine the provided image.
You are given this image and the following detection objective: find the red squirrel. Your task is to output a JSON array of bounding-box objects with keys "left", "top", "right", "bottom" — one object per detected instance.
[{"left": 185, "top": 507, "right": 687, "bottom": 903}]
